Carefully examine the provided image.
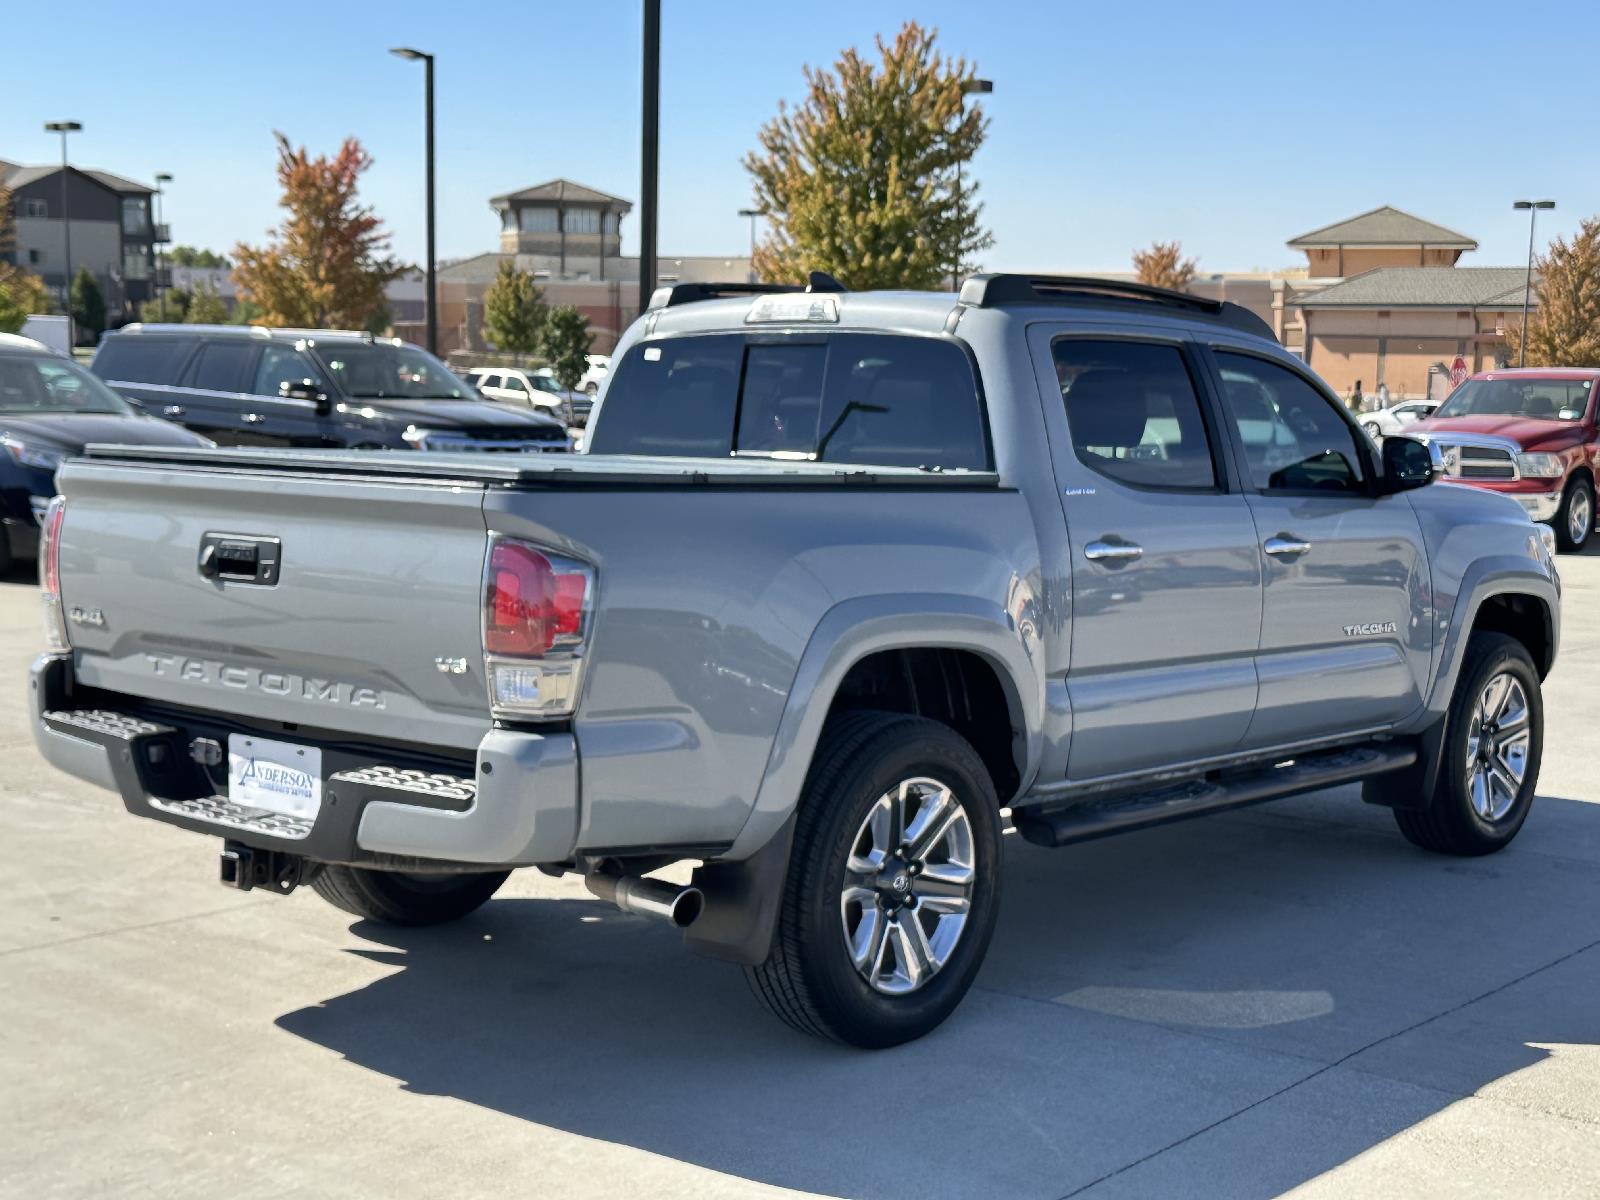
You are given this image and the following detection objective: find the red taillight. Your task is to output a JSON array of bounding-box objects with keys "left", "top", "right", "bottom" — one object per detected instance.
[
  {"left": 484, "top": 540, "right": 588, "bottom": 657},
  {"left": 41, "top": 497, "right": 65, "bottom": 597}
]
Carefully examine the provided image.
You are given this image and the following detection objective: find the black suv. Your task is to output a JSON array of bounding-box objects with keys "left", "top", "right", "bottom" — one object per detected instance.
[{"left": 91, "top": 325, "right": 571, "bottom": 452}]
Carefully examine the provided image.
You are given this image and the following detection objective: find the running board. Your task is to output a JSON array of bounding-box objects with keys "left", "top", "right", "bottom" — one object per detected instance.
[{"left": 1012, "top": 744, "right": 1418, "bottom": 848}]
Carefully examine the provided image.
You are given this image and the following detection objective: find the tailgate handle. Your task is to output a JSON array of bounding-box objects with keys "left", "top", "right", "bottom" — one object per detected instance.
[{"left": 198, "top": 533, "right": 281, "bottom": 586}]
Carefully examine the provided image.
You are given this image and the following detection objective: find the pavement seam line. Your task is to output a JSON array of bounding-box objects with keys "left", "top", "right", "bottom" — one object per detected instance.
[
  {"left": 1052, "top": 932, "right": 1600, "bottom": 1199},
  {"left": 0, "top": 898, "right": 274, "bottom": 959}
]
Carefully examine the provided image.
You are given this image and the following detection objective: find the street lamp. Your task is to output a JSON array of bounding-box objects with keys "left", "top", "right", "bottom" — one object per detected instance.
[
  {"left": 390, "top": 47, "right": 437, "bottom": 355},
  {"left": 737, "top": 208, "right": 766, "bottom": 283},
  {"left": 44, "top": 121, "right": 81, "bottom": 311},
  {"left": 639, "top": 0, "right": 662, "bottom": 311},
  {"left": 953, "top": 80, "right": 992, "bottom": 289},
  {"left": 154, "top": 172, "right": 172, "bottom": 321},
  {"left": 1512, "top": 200, "right": 1555, "bottom": 368}
]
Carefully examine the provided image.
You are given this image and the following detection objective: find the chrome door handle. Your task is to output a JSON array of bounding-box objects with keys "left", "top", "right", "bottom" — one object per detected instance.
[
  {"left": 162, "top": 405, "right": 185, "bottom": 418},
  {"left": 242, "top": 413, "right": 266, "bottom": 424},
  {"left": 1084, "top": 540, "right": 1144, "bottom": 562},
  {"left": 1264, "top": 535, "right": 1312, "bottom": 557}
]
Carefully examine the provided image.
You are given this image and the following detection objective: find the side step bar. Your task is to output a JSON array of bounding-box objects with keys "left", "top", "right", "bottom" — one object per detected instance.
[{"left": 1013, "top": 744, "right": 1418, "bottom": 849}]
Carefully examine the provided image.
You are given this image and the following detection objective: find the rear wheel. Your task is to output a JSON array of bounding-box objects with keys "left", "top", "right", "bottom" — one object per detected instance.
[
  {"left": 311, "top": 864, "right": 509, "bottom": 926},
  {"left": 1554, "top": 475, "right": 1592, "bottom": 553},
  {"left": 747, "top": 712, "right": 1002, "bottom": 1048},
  {"left": 1395, "top": 632, "right": 1541, "bottom": 855}
]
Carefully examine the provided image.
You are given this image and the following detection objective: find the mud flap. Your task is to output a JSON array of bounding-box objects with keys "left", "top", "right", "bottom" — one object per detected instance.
[
  {"left": 683, "top": 814, "right": 797, "bottom": 967},
  {"left": 1362, "top": 719, "right": 1448, "bottom": 811}
]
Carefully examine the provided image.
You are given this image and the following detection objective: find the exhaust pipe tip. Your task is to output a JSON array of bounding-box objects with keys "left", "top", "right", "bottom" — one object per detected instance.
[{"left": 585, "top": 870, "right": 704, "bottom": 929}]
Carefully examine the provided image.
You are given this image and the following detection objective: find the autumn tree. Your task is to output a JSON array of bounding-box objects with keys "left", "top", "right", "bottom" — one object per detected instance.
[
  {"left": 1503, "top": 217, "right": 1600, "bottom": 367},
  {"left": 232, "top": 133, "right": 403, "bottom": 329},
  {"left": 137, "top": 287, "right": 191, "bottom": 323},
  {"left": 482, "top": 259, "right": 546, "bottom": 357},
  {"left": 744, "top": 22, "right": 992, "bottom": 290},
  {"left": 540, "top": 305, "right": 593, "bottom": 393},
  {"left": 1133, "top": 241, "right": 1198, "bottom": 291}
]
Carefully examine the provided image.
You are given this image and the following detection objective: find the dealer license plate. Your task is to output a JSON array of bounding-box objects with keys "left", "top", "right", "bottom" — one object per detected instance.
[{"left": 227, "top": 734, "right": 323, "bottom": 821}]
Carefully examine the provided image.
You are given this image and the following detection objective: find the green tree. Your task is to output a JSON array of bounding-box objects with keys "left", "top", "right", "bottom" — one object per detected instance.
[
  {"left": 186, "top": 283, "right": 229, "bottom": 324},
  {"left": 137, "top": 287, "right": 191, "bottom": 323},
  {"left": 1504, "top": 216, "right": 1600, "bottom": 367},
  {"left": 482, "top": 259, "right": 546, "bottom": 357},
  {"left": 232, "top": 133, "right": 403, "bottom": 328},
  {"left": 1132, "top": 241, "right": 1198, "bottom": 291},
  {"left": 167, "top": 245, "right": 230, "bottom": 269},
  {"left": 230, "top": 299, "right": 264, "bottom": 326},
  {"left": 70, "top": 268, "right": 106, "bottom": 339},
  {"left": 744, "top": 21, "right": 991, "bottom": 289},
  {"left": 540, "top": 305, "right": 593, "bottom": 393}
]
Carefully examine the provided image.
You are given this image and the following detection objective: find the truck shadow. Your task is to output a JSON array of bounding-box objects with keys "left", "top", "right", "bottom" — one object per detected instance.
[{"left": 276, "top": 789, "right": 1600, "bottom": 1199}]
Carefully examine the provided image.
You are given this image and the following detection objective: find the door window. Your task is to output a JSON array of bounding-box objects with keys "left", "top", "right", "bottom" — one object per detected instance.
[
  {"left": 253, "top": 345, "right": 321, "bottom": 398},
  {"left": 188, "top": 342, "right": 257, "bottom": 394},
  {"left": 502, "top": 375, "right": 530, "bottom": 395},
  {"left": 1216, "top": 352, "right": 1366, "bottom": 493},
  {"left": 92, "top": 336, "right": 193, "bottom": 385},
  {"left": 1052, "top": 339, "right": 1217, "bottom": 489}
]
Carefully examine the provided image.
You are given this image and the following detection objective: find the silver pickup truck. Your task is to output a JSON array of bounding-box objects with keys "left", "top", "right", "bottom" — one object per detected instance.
[{"left": 31, "top": 275, "right": 1561, "bottom": 1047}]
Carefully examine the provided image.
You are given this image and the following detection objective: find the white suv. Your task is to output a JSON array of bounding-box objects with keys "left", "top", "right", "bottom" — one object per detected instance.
[{"left": 467, "top": 366, "right": 592, "bottom": 424}]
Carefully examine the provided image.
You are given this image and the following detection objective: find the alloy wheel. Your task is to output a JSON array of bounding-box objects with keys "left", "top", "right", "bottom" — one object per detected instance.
[
  {"left": 839, "top": 777, "right": 975, "bottom": 996},
  {"left": 1464, "top": 671, "right": 1531, "bottom": 822}
]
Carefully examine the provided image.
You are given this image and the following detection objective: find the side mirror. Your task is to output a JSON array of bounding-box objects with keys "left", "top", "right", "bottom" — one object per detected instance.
[
  {"left": 281, "top": 378, "right": 332, "bottom": 415},
  {"left": 1378, "top": 435, "right": 1438, "bottom": 493}
]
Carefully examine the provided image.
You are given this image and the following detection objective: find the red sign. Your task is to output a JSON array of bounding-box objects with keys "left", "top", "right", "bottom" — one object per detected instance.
[{"left": 1449, "top": 356, "right": 1468, "bottom": 388}]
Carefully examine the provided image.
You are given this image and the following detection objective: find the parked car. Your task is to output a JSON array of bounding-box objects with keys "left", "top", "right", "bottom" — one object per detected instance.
[
  {"left": 33, "top": 275, "right": 1559, "bottom": 1047},
  {"left": 465, "top": 366, "right": 592, "bottom": 425},
  {"left": 0, "top": 332, "right": 209, "bottom": 571},
  {"left": 579, "top": 353, "right": 609, "bottom": 396},
  {"left": 1360, "top": 399, "right": 1438, "bottom": 441},
  {"left": 1411, "top": 367, "right": 1598, "bottom": 551},
  {"left": 92, "top": 325, "right": 571, "bottom": 453}
]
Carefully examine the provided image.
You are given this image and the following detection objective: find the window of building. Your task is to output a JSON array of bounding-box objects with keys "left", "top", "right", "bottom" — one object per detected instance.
[
  {"left": 603, "top": 212, "right": 619, "bottom": 236},
  {"left": 122, "top": 249, "right": 151, "bottom": 282},
  {"left": 22, "top": 198, "right": 48, "bottom": 219},
  {"left": 121, "top": 197, "right": 149, "bottom": 236},
  {"left": 564, "top": 208, "right": 599, "bottom": 235},
  {"left": 1052, "top": 339, "right": 1217, "bottom": 490},
  {"left": 517, "top": 207, "right": 558, "bottom": 233},
  {"left": 1216, "top": 351, "right": 1366, "bottom": 493},
  {"left": 28, "top": 249, "right": 43, "bottom": 265},
  {"left": 592, "top": 333, "right": 989, "bottom": 469}
]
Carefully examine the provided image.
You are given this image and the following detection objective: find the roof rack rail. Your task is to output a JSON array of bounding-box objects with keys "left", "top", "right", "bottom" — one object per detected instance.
[
  {"left": 120, "top": 322, "right": 274, "bottom": 337},
  {"left": 648, "top": 270, "right": 848, "bottom": 311},
  {"left": 958, "top": 273, "right": 1276, "bottom": 341}
]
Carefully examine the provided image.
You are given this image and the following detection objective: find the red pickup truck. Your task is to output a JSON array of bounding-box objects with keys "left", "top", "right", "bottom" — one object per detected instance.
[{"left": 1412, "top": 367, "right": 1599, "bottom": 551}]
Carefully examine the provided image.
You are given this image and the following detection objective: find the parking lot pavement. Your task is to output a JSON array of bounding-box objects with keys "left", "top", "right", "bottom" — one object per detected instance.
[{"left": 1, "top": 551, "right": 1597, "bottom": 1200}]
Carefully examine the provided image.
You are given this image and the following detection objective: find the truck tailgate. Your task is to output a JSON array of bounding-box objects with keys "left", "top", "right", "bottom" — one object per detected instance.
[{"left": 54, "top": 457, "right": 492, "bottom": 751}]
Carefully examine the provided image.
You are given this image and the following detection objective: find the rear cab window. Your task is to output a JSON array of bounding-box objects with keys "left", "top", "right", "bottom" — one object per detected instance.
[
  {"left": 92, "top": 336, "right": 194, "bottom": 386},
  {"left": 589, "top": 332, "right": 989, "bottom": 469}
]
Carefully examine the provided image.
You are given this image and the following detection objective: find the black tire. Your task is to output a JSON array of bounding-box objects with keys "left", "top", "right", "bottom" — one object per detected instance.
[
  {"left": 746, "top": 712, "right": 1002, "bottom": 1048},
  {"left": 1395, "top": 632, "right": 1542, "bottom": 856},
  {"left": 1554, "top": 474, "right": 1593, "bottom": 553},
  {"left": 311, "top": 864, "right": 510, "bottom": 926}
]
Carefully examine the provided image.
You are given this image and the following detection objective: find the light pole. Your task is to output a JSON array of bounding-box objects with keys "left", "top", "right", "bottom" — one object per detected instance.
[
  {"left": 737, "top": 208, "right": 765, "bottom": 283},
  {"left": 1512, "top": 199, "right": 1554, "bottom": 368},
  {"left": 44, "top": 121, "right": 81, "bottom": 312},
  {"left": 639, "top": 0, "right": 661, "bottom": 311},
  {"left": 953, "top": 80, "right": 992, "bottom": 290},
  {"left": 154, "top": 172, "right": 172, "bottom": 321},
  {"left": 390, "top": 47, "right": 437, "bottom": 355}
]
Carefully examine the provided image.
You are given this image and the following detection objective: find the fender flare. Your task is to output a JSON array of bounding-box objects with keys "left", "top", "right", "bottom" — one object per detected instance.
[{"left": 685, "top": 592, "right": 1042, "bottom": 966}]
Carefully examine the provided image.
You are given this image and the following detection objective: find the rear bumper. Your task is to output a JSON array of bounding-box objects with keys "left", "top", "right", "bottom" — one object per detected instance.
[{"left": 29, "top": 654, "right": 579, "bottom": 867}]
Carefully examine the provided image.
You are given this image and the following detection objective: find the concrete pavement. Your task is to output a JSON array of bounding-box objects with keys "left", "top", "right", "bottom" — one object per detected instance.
[{"left": 1, "top": 549, "right": 1597, "bottom": 1199}]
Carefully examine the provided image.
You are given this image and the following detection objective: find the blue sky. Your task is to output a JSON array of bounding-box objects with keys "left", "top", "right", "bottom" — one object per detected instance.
[{"left": 5, "top": 0, "right": 1594, "bottom": 274}]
